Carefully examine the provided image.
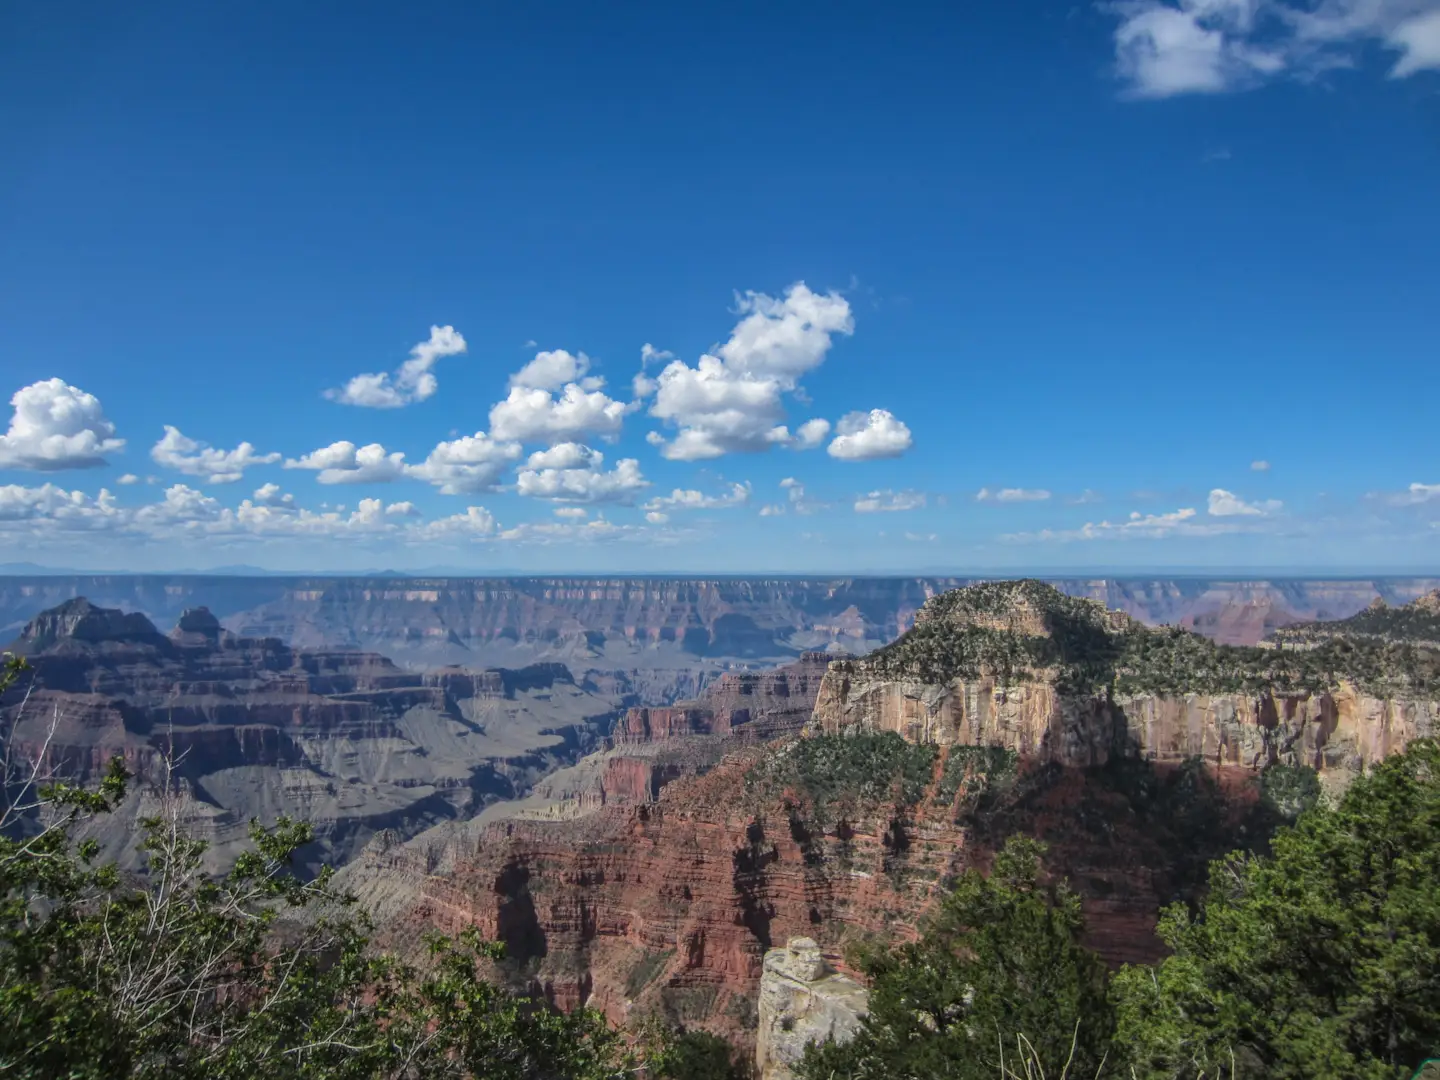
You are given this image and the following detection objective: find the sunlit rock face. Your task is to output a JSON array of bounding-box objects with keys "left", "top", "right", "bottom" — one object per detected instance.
[{"left": 756, "top": 938, "right": 868, "bottom": 1080}]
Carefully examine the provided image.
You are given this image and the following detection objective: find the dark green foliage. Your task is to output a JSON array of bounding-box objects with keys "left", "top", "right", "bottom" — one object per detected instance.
[
  {"left": 1258, "top": 761, "right": 1322, "bottom": 824},
  {"left": 1275, "top": 594, "right": 1440, "bottom": 648},
  {"left": 648, "top": 1029, "right": 748, "bottom": 1079},
  {"left": 1112, "top": 738, "right": 1440, "bottom": 1079},
  {"left": 745, "top": 732, "right": 936, "bottom": 824},
  {"left": 935, "top": 745, "right": 1019, "bottom": 813},
  {"left": 798, "top": 837, "right": 1114, "bottom": 1080}
]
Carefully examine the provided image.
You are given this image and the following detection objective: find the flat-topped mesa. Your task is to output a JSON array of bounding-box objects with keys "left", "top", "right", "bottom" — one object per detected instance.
[{"left": 810, "top": 580, "right": 1440, "bottom": 775}]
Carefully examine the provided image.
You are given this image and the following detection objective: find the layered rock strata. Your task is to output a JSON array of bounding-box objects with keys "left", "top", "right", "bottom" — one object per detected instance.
[
  {"left": 1, "top": 598, "right": 621, "bottom": 874},
  {"left": 811, "top": 581, "right": 1439, "bottom": 777}
]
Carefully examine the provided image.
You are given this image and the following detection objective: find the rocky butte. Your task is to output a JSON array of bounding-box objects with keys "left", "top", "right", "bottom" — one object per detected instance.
[
  {"left": 341, "top": 582, "right": 1440, "bottom": 1063},
  {"left": 811, "top": 579, "right": 1440, "bottom": 775},
  {"left": 1, "top": 598, "right": 622, "bottom": 874}
]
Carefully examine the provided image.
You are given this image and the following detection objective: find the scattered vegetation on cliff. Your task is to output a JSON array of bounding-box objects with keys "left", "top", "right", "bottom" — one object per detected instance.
[
  {"left": 1273, "top": 590, "right": 1440, "bottom": 648},
  {"left": 935, "top": 745, "right": 1019, "bottom": 811},
  {"left": 801, "top": 737, "right": 1440, "bottom": 1080},
  {"left": 744, "top": 732, "right": 937, "bottom": 824},
  {"left": 854, "top": 579, "right": 1440, "bottom": 697}
]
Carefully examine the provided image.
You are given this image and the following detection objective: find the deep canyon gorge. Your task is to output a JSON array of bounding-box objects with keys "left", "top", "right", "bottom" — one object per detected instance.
[{"left": 4, "top": 575, "right": 1439, "bottom": 1069}]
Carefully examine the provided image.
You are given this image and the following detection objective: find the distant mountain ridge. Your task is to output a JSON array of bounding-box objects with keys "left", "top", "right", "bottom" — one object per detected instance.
[{"left": 3, "top": 575, "right": 1437, "bottom": 662}]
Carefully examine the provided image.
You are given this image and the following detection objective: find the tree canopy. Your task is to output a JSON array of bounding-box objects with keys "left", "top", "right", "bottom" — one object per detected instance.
[
  {"left": 1113, "top": 739, "right": 1440, "bottom": 1079},
  {"left": 798, "top": 836, "right": 1113, "bottom": 1080}
]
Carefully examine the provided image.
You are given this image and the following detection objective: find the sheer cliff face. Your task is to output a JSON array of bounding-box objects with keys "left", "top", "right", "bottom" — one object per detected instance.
[
  {"left": 810, "top": 671, "right": 1435, "bottom": 775},
  {"left": 2, "top": 599, "right": 621, "bottom": 875},
  {"left": 809, "top": 581, "right": 1440, "bottom": 777}
]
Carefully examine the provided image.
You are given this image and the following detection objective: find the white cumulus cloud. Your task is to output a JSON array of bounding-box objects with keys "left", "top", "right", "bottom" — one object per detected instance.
[
  {"left": 326, "top": 325, "right": 466, "bottom": 408},
  {"left": 1378, "top": 482, "right": 1440, "bottom": 506},
  {"left": 150, "top": 426, "right": 280, "bottom": 484},
  {"left": 489, "top": 382, "right": 632, "bottom": 444},
  {"left": 1002, "top": 506, "right": 1248, "bottom": 542},
  {"left": 0, "top": 379, "right": 125, "bottom": 470},
  {"left": 827, "top": 409, "right": 914, "bottom": 461},
  {"left": 514, "top": 445, "right": 649, "bottom": 504},
  {"left": 648, "top": 283, "right": 853, "bottom": 460},
  {"left": 414, "top": 506, "right": 497, "bottom": 539},
  {"left": 117, "top": 473, "right": 140, "bottom": 485},
  {"left": 406, "top": 432, "right": 522, "bottom": 494},
  {"left": 510, "top": 349, "right": 592, "bottom": 391},
  {"left": 284, "top": 441, "right": 409, "bottom": 484},
  {"left": 645, "top": 481, "right": 751, "bottom": 512},
  {"left": 1207, "top": 488, "right": 1282, "bottom": 516},
  {"left": 252, "top": 482, "right": 295, "bottom": 509}
]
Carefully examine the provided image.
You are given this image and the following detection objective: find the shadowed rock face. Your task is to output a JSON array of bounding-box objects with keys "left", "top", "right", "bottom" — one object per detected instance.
[{"left": 2, "top": 599, "right": 622, "bottom": 876}]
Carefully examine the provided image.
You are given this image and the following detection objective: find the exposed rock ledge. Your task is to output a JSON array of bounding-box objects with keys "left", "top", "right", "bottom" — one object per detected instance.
[{"left": 756, "top": 937, "right": 869, "bottom": 1080}]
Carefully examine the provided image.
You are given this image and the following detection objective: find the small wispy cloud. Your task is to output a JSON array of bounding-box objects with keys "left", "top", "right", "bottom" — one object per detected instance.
[
  {"left": 854, "top": 489, "right": 926, "bottom": 513},
  {"left": 976, "top": 487, "right": 1051, "bottom": 503},
  {"left": 1251, "top": 459, "right": 1271, "bottom": 472},
  {"left": 1372, "top": 482, "right": 1440, "bottom": 507}
]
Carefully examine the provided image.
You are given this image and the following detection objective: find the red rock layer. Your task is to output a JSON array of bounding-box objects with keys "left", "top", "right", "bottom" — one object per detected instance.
[
  {"left": 613, "top": 653, "right": 835, "bottom": 746},
  {"left": 361, "top": 748, "right": 1264, "bottom": 1052}
]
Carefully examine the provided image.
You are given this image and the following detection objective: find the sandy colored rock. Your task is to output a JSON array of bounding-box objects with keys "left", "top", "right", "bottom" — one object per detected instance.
[
  {"left": 809, "top": 668, "right": 1436, "bottom": 775},
  {"left": 756, "top": 938, "right": 868, "bottom": 1080}
]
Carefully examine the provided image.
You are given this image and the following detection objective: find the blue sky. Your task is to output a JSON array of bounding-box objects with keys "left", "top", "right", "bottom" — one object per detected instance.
[{"left": 1, "top": 1, "right": 1437, "bottom": 573}]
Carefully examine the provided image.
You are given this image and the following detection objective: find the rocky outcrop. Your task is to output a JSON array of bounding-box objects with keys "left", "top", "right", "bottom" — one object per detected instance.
[
  {"left": 810, "top": 671, "right": 1436, "bottom": 775},
  {"left": 337, "top": 581, "right": 1440, "bottom": 1055},
  {"left": 811, "top": 581, "right": 1440, "bottom": 780},
  {"left": 756, "top": 938, "right": 868, "bottom": 1080},
  {"left": 1, "top": 599, "right": 622, "bottom": 875},
  {"left": 614, "top": 653, "right": 835, "bottom": 745}
]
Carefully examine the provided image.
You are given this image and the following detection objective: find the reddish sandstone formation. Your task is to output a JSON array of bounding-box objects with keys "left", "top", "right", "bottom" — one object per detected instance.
[
  {"left": 613, "top": 653, "right": 835, "bottom": 746},
  {"left": 351, "top": 741, "right": 1266, "bottom": 1054}
]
